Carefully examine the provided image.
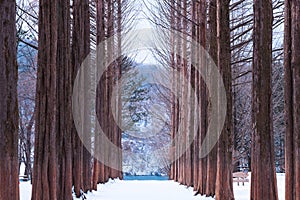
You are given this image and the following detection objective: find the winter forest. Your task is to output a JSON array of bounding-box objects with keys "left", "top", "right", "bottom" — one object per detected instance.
[{"left": 0, "top": 0, "right": 299, "bottom": 199}]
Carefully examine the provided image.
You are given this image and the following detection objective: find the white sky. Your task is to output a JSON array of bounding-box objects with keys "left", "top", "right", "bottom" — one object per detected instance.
[{"left": 128, "top": 0, "right": 158, "bottom": 64}]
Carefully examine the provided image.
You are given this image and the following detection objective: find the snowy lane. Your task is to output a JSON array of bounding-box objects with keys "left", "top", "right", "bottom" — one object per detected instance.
[
  {"left": 72, "top": 174, "right": 285, "bottom": 200},
  {"left": 73, "top": 174, "right": 285, "bottom": 200},
  {"left": 20, "top": 174, "right": 285, "bottom": 200},
  {"left": 73, "top": 180, "right": 213, "bottom": 200}
]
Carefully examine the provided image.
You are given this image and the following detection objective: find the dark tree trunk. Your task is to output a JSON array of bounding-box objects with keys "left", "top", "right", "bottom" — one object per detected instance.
[
  {"left": 32, "top": 0, "right": 74, "bottom": 199},
  {"left": 0, "top": 0, "right": 19, "bottom": 199},
  {"left": 56, "top": 0, "right": 73, "bottom": 198},
  {"left": 31, "top": 0, "right": 58, "bottom": 199},
  {"left": 190, "top": 0, "right": 198, "bottom": 189},
  {"left": 94, "top": 0, "right": 106, "bottom": 187},
  {"left": 215, "top": 0, "right": 234, "bottom": 199},
  {"left": 197, "top": 0, "right": 208, "bottom": 195},
  {"left": 251, "top": 0, "right": 278, "bottom": 199},
  {"left": 284, "top": 0, "right": 300, "bottom": 200},
  {"left": 205, "top": 0, "right": 217, "bottom": 196},
  {"left": 71, "top": 0, "right": 91, "bottom": 196}
]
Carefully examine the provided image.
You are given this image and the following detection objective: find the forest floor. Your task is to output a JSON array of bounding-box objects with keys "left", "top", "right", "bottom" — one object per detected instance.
[{"left": 20, "top": 173, "right": 285, "bottom": 200}]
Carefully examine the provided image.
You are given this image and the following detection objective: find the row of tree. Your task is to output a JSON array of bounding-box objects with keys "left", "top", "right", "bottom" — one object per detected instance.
[
  {"left": 148, "top": 0, "right": 299, "bottom": 199},
  {"left": 156, "top": 0, "right": 235, "bottom": 199},
  {"left": 0, "top": 0, "right": 299, "bottom": 200},
  {"left": 31, "top": 0, "right": 134, "bottom": 198},
  {"left": 1, "top": 0, "right": 135, "bottom": 199}
]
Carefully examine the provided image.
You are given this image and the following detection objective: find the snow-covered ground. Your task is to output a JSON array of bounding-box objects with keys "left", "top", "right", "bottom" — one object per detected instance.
[
  {"left": 19, "top": 174, "right": 285, "bottom": 200},
  {"left": 20, "top": 182, "right": 32, "bottom": 200},
  {"left": 232, "top": 173, "right": 285, "bottom": 200}
]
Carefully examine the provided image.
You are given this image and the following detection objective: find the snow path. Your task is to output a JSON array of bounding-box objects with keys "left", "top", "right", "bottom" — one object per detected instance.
[
  {"left": 73, "top": 179, "right": 213, "bottom": 200},
  {"left": 20, "top": 174, "right": 285, "bottom": 200},
  {"left": 72, "top": 174, "right": 285, "bottom": 200}
]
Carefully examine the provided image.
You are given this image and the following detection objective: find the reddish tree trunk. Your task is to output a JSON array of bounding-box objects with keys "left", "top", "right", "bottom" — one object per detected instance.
[
  {"left": 56, "top": 0, "right": 73, "bottom": 198},
  {"left": 284, "top": 0, "right": 300, "bottom": 200},
  {"left": 0, "top": 0, "right": 19, "bottom": 199},
  {"left": 251, "top": 0, "right": 278, "bottom": 199},
  {"left": 215, "top": 0, "right": 234, "bottom": 199},
  {"left": 206, "top": 0, "right": 217, "bottom": 196},
  {"left": 31, "top": 0, "right": 58, "bottom": 199},
  {"left": 197, "top": 0, "right": 208, "bottom": 195}
]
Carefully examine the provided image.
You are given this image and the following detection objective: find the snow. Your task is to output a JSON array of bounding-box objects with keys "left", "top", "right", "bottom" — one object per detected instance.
[
  {"left": 20, "top": 182, "right": 32, "bottom": 200},
  {"left": 73, "top": 179, "right": 210, "bottom": 200},
  {"left": 232, "top": 173, "right": 285, "bottom": 200},
  {"left": 19, "top": 174, "right": 286, "bottom": 200}
]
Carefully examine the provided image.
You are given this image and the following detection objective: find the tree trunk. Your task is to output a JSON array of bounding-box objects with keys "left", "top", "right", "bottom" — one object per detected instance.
[
  {"left": 117, "top": 0, "right": 123, "bottom": 180},
  {"left": 215, "top": 0, "right": 234, "bottom": 199},
  {"left": 284, "top": 0, "right": 300, "bottom": 200},
  {"left": 0, "top": 0, "right": 19, "bottom": 199},
  {"left": 251, "top": 0, "right": 278, "bottom": 199},
  {"left": 31, "top": 0, "right": 58, "bottom": 199},
  {"left": 81, "top": 0, "right": 92, "bottom": 192},
  {"left": 206, "top": 0, "right": 217, "bottom": 196},
  {"left": 197, "top": 0, "right": 208, "bottom": 195},
  {"left": 56, "top": 0, "right": 72, "bottom": 198},
  {"left": 190, "top": 0, "right": 198, "bottom": 189},
  {"left": 71, "top": 0, "right": 91, "bottom": 196}
]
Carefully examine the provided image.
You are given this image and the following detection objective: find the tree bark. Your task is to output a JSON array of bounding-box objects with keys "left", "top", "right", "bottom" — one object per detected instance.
[
  {"left": 0, "top": 0, "right": 19, "bottom": 199},
  {"left": 56, "top": 0, "right": 73, "bottom": 198},
  {"left": 215, "top": 0, "right": 234, "bottom": 199},
  {"left": 31, "top": 0, "right": 58, "bottom": 199},
  {"left": 205, "top": 0, "right": 217, "bottom": 196},
  {"left": 251, "top": 0, "right": 278, "bottom": 199},
  {"left": 71, "top": 0, "right": 91, "bottom": 196},
  {"left": 284, "top": 0, "right": 300, "bottom": 200},
  {"left": 197, "top": 0, "right": 208, "bottom": 195}
]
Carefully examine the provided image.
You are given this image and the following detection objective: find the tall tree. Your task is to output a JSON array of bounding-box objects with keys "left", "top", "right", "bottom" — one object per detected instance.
[
  {"left": 93, "top": 0, "right": 105, "bottom": 188},
  {"left": 93, "top": 0, "right": 124, "bottom": 187},
  {"left": 71, "top": 0, "right": 91, "bottom": 196},
  {"left": 205, "top": 0, "right": 217, "bottom": 196},
  {"left": 0, "top": 0, "right": 19, "bottom": 199},
  {"left": 284, "top": 0, "right": 300, "bottom": 200},
  {"left": 32, "top": 0, "right": 73, "bottom": 198},
  {"left": 31, "top": 0, "right": 59, "bottom": 198},
  {"left": 215, "top": 0, "right": 234, "bottom": 199},
  {"left": 197, "top": 0, "right": 208, "bottom": 195},
  {"left": 56, "top": 0, "right": 73, "bottom": 198},
  {"left": 251, "top": 0, "right": 278, "bottom": 199}
]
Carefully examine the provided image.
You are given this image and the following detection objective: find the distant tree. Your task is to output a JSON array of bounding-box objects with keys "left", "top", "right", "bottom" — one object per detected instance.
[
  {"left": 0, "top": 0, "right": 19, "bottom": 199},
  {"left": 18, "top": 69, "right": 36, "bottom": 179}
]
